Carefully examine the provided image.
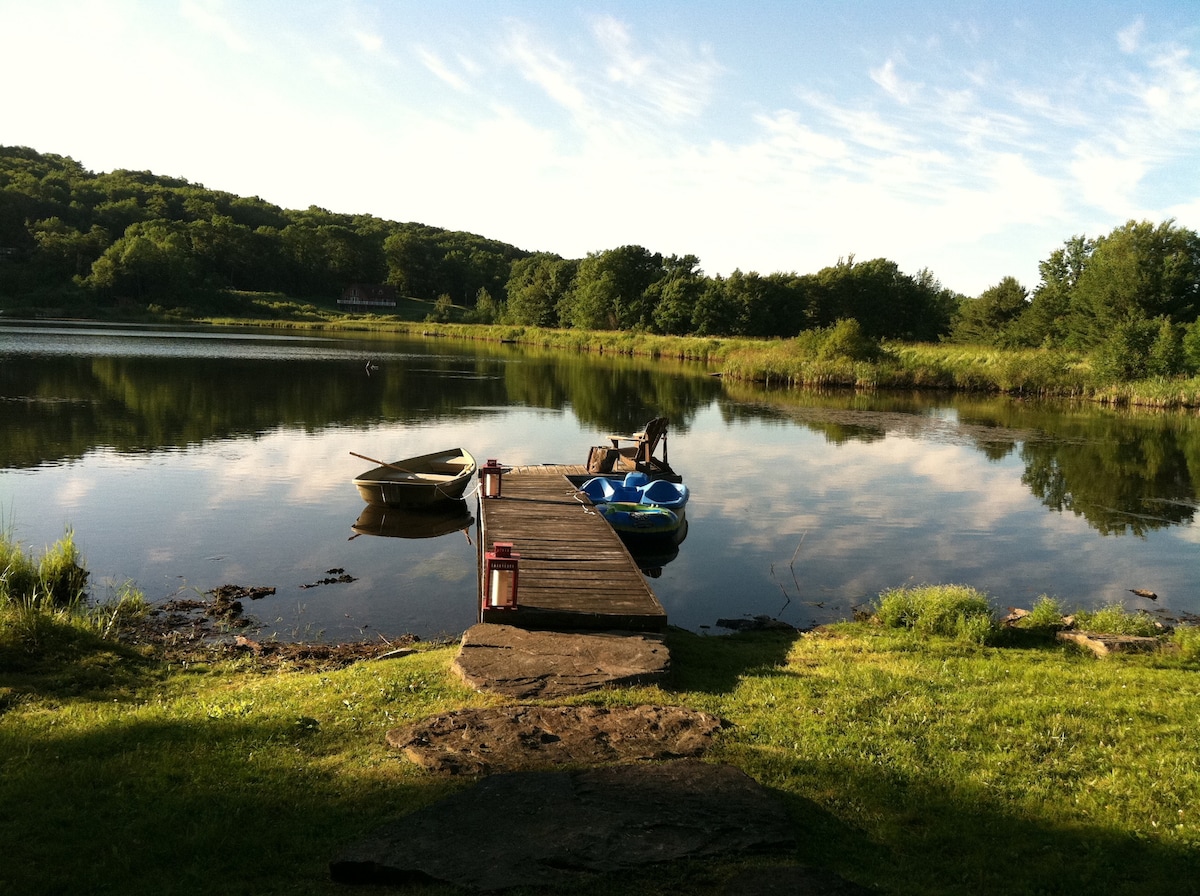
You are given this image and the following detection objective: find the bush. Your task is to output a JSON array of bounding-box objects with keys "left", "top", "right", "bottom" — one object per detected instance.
[
  {"left": 1171, "top": 625, "right": 1200, "bottom": 662},
  {"left": 1090, "top": 316, "right": 1158, "bottom": 382},
  {"left": 817, "top": 318, "right": 881, "bottom": 362},
  {"left": 1024, "top": 595, "right": 1066, "bottom": 630},
  {"left": 1, "top": 531, "right": 144, "bottom": 669},
  {"left": 1072, "top": 605, "right": 1162, "bottom": 637},
  {"left": 874, "top": 584, "right": 996, "bottom": 643},
  {"left": 1, "top": 529, "right": 88, "bottom": 610}
]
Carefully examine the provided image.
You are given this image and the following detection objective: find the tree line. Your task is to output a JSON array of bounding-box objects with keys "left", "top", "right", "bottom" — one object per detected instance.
[
  {"left": 4, "top": 145, "right": 1200, "bottom": 370},
  {"left": 948, "top": 221, "right": 1200, "bottom": 378}
]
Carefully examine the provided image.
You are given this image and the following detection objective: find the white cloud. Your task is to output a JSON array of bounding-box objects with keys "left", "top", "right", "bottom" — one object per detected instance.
[
  {"left": 417, "top": 46, "right": 472, "bottom": 92},
  {"left": 504, "top": 25, "right": 589, "bottom": 120},
  {"left": 1118, "top": 18, "right": 1145, "bottom": 54},
  {"left": 179, "top": 0, "right": 251, "bottom": 53},
  {"left": 1070, "top": 149, "right": 1147, "bottom": 217},
  {"left": 352, "top": 28, "right": 384, "bottom": 56},
  {"left": 3, "top": 3, "right": 1198, "bottom": 297},
  {"left": 871, "top": 57, "right": 921, "bottom": 104}
]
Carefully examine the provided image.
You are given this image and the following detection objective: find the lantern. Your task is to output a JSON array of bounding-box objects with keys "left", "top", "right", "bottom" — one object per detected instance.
[
  {"left": 479, "top": 458, "right": 504, "bottom": 498},
  {"left": 484, "top": 542, "right": 520, "bottom": 608}
]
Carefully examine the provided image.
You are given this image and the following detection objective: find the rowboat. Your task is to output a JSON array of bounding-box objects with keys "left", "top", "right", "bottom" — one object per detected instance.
[{"left": 352, "top": 448, "right": 477, "bottom": 507}]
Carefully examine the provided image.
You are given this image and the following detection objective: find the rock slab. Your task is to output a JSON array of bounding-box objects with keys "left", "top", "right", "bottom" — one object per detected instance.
[
  {"left": 387, "top": 704, "right": 725, "bottom": 774},
  {"left": 330, "top": 759, "right": 795, "bottom": 891},
  {"left": 452, "top": 623, "right": 669, "bottom": 697},
  {"left": 1057, "top": 631, "right": 1161, "bottom": 656}
]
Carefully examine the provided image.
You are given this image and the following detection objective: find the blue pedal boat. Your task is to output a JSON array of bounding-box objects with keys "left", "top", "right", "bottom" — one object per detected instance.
[{"left": 578, "top": 471, "right": 689, "bottom": 510}]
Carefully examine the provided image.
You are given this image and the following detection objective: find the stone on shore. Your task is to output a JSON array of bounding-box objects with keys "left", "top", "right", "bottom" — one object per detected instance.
[
  {"left": 452, "top": 622, "right": 669, "bottom": 698},
  {"left": 329, "top": 759, "right": 795, "bottom": 891},
  {"left": 1057, "top": 630, "right": 1161, "bottom": 657},
  {"left": 387, "top": 704, "right": 726, "bottom": 774}
]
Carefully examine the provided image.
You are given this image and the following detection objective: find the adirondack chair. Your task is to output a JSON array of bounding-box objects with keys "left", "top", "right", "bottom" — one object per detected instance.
[{"left": 606, "top": 417, "right": 674, "bottom": 476}]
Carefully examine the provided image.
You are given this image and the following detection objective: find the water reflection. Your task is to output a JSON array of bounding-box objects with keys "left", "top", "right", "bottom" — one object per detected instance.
[
  {"left": 349, "top": 502, "right": 475, "bottom": 540},
  {"left": 2, "top": 321, "right": 1199, "bottom": 639},
  {"left": 716, "top": 384, "right": 1200, "bottom": 537},
  {"left": 626, "top": 518, "right": 688, "bottom": 578}
]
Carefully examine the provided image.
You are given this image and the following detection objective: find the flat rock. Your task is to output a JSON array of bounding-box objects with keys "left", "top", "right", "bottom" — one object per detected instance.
[
  {"left": 1057, "top": 630, "right": 1161, "bottom": 656},
  {"left": 452, "top": 623, "right": 669, "bottom": 697},
  {"left": 387, "top": 704, "right": 726, "bottom": 774},
  {"left": 330, "top": 760, "right": 795, "bottom": 891}
]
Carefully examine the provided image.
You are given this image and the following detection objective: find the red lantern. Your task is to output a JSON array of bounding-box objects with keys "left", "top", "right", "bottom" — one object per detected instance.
[
  {"left": 479, "top": 458, "right": 504, "bottom": 498},
  {"left": 484, "top": 542, "right": 520, "bottom": 609}
]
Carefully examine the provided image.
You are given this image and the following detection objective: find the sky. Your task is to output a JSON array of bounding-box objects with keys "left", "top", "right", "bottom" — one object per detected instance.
[{"left": 3, "top": 1, "right": 1200, "bottom": 297}]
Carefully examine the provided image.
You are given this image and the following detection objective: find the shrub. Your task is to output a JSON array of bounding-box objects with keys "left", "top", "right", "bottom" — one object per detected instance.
[
  {"left": 1090, "top": 316, "right": 1158, "bottom": 382},
  {"left": 35, "top": 529, "right": 89, "bottom": 609},
  {"left": 1024, "top": 595, "right": 1066, "bottom": 630},
  {"left": 1171, "top": 625, "right": 1200, "bottom": 662},
  {"left": 1072, "top": 605, "right": 1162, "bottom": 637},
  {"left": 2, "top": 529, "right": 87, "bottom": 610},
  {"left": 817, "top": 318, "right": 881, "bottom": 362},
  {"left": 1, "top": 531, "right": 142, "bottom": 669},
  {"left": 874, "top": 584, "right": 996, "bottom": 643}
]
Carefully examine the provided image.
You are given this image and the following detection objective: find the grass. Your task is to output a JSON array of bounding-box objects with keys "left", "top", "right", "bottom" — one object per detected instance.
[
  {"left": 4, "top": 539, "right": 1200, "bottom": 894},
  {"left": 206, "top": 307, "right": 1200, "bottom": 408},
  {"left": 43, "top": 290, "right": 1200, "bottom": 407},
  {"left": 874, "top": 583, "right": 995, "bottom": 642}
]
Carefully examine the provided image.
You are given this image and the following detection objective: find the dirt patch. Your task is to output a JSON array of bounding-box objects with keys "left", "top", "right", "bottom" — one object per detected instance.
[
  {"left": 116, "top": 585, "right": 420, "bottom": 671},
  {"left": 388, "top": 704, "right": 726, "bottom": 775}
]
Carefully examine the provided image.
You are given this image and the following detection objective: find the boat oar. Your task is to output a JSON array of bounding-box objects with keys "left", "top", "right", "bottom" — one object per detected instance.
[{"left": 349, "top": 451, "right": 415, "bottom": 474}]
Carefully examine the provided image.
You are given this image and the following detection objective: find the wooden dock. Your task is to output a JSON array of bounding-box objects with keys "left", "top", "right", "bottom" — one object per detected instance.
[{"left": 477, "top": 464, "right": 667, "bottom": 632}]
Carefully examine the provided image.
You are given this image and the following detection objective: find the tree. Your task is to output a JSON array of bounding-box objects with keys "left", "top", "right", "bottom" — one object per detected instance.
[
  {"left": 809, "top": 256, "right": 953, "bottom": 340},
  {"left": 648, "top": 255, "right": 706, "bottom": 335},
  {"left": 689, "top": 276, "right": 739, "bottom": 336},
  {"left": 86, "top": 220, "right": 197, "bottom": 299},
  {"left": 31, "top": 217, "right": 110, "bottom": 280},
  {"left": 559, "top": 246, "right": 663, "bottom": 330},
  {"left": 1020, "top": 235, "right": 1094, "bottom": 347},
  {"left": 949, "top": 276, "right": 1029, "bottom": 345},
  {"left": 504, "top": 254, "right": 574, "bottom": 327},
  {"left": 1072, "top": 220, "right": 1200, "bottom": 347},
  {"left": 1089, "top": 314, "right": 1158, "bottom": 382},
  {"left": 1146, "top": 317, "right": 1185, "bottom": 378},
  {"left": 466, "top": 287, "right": 500, "bottom": 323}
]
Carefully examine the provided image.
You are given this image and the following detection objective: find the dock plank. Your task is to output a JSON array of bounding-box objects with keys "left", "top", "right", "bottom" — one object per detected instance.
[{"left": 478, "top": 466, "right": 666, "bottom": 632}]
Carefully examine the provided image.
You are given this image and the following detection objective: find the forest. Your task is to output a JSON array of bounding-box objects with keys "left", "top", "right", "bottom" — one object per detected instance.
[{"left": 3, "top": 144, "right": 1200, "bottom": 378}]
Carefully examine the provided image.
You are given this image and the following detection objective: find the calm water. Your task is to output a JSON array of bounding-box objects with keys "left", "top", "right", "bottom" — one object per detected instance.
[{"left": 1, "top": 320, "right": 1197, "bottom": 641}]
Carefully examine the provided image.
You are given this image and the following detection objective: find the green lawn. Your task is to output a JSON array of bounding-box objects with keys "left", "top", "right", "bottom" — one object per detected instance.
[{"left": 3, "top": 603, "right": 1198, "bottom": 895}]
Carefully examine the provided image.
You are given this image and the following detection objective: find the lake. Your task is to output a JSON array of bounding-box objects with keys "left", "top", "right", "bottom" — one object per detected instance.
[{"left": 1, "top": 320, "right": 1197, "bottom": 642}]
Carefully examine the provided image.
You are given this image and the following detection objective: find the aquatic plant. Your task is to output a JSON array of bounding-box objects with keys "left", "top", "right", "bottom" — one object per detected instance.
[{"left": 874, "top": 583, "right": 996, "bottom": 643}]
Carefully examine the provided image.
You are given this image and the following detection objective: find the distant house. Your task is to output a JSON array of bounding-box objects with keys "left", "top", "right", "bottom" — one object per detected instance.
[{"left": 338, "top": 283, "right": 398, "bottom": 308}]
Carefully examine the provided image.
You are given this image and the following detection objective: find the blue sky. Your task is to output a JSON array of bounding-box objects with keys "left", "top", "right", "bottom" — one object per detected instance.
[{"left": 3, "top": 1, "right": 1199, "bottom": 296}]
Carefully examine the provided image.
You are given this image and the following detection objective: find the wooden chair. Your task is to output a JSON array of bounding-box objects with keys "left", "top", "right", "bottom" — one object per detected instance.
[{"left": 607, "top": 417, "right": 673, "bottom": 476}]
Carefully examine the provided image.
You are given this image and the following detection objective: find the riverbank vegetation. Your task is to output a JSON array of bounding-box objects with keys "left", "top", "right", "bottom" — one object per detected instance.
[
  {"left": 7, "top": 146, "right": 1200, "bottom": 408},
  {"left": 3, "top": 532, "right": 1199, "bottom": 894}
]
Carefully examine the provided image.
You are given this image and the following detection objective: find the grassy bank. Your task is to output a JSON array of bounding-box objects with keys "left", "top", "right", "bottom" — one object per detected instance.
[
  {"left": 191, "top": 301, "right": 1200, "bottom": 409},
  {"left": 15, "top": 291, "right": 1200, "bottom": 407},
  {"left": 3, "top": 535, "right": 1199, "bottom": 895}
]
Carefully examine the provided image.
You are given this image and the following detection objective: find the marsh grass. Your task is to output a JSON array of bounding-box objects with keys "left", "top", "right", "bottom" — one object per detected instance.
[
  {"left": 874, "top": 583, "right": 996, "bottom": 643},
  {"left": 187, "top": 305, "right": 1200, "bottom": 406},
  {"left": 1071, "top": 605, "right": 1165, "bottom": 638},
  {"left": 0, "top": 531, "right": 147, "bottom": 683},
  {"left": 1, "top": 527, "right": 88, "bottom": 611}
]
